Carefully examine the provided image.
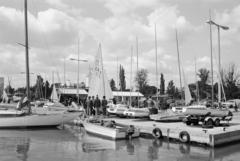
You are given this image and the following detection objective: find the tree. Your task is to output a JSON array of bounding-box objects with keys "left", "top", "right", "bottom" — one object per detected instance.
[
  {"left": 4, "top": 84, "right": 14, "bottom": 95},
  {"left": 43, "top": 80, "right": 52, "bottom": 99},
  {"left": 119, "top": 65, "right": 126, "bottom": 91},
  {"left": 160, "top": 73, "right": 165, "bottom": 95},
  {"left": 223, "top": 63, "right": 240, "bottom": 99},
  {"left": 79, "top": 82, "right": 86, "bottom": 88},
  {"left": 110, "top": 79, "right": 117, "bottom": 91},
  {"left": 34, "top": 75, "right": 44, "bottom": 100},
  {"left": 197, "top": 68, "right": 210, "bottom": 99},
  {"left": 167, "top": 80, "right": 175, "bottom": 96},
  {"left": 142, "top": 85, "right": 157, "bottom": 96},
  {"left": 135, "top": 69, "right": 148, "bottom": 94},
  {"left": 166, "top": 80, "right": 181, "bottom": 99}
]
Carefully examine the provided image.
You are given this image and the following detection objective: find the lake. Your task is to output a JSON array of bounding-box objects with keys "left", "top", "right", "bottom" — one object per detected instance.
[{"left": 0, "top": 126, "right": 239, "bottom": 161}]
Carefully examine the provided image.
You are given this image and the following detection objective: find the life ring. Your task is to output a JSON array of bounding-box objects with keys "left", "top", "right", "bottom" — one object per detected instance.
[
  {"left": 179, "top": 131, "right": 190, "bottom": 143},
  {"left": 179, "top": 143, "right": 190, "bottom": 154},
  {"left": 152, "top": 128, "right": 163, "bottom": 139},
  {"left": 126, "top": 125, "right": 135, "bottom": 139}
]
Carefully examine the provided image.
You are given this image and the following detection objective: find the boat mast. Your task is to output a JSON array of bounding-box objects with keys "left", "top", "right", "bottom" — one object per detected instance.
[
  {"left": 130, "top": 46, "right": 133, "bottom": 106},
  {"left": 51, "top": 71, "right": 54, "bottom": 101},
  {"left": 77, "top": 39, "right": 80, "bottom": 104},
  {"left": 208, "top": 10, "right": 214, "bottom": 107},
  {"left": 175, "top": 29, "right": 183, "bottom": 99},
  {"left": 99, "top": 44, "right": 106, "bottom": 97},
  {"left": 195, "top": 57, "right": 199, "bottom": 104},
  {"left": 136, "top": 36, "right": 139, "bottom": 108},
  {"left": 24, "top": 0, "right": 30, "bottom": 101},
  {"left": 64, "top": 58, "right": 66, "bottom": 86},
  {"left": 154, "top": 24, "right": 159, "bottom": 108},
  {"left": 217, "top": 24, "right": 221, "bottom": 106}
]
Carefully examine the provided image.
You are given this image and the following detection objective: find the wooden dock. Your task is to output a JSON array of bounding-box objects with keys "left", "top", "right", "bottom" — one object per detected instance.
[{"left": 104, "top": 112, "right": 240, "bottom": 147}]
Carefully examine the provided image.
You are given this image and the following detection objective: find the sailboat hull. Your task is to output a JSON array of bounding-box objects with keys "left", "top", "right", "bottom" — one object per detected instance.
[{"left": 0, "top": 112, "right": 81, "bottom": 128}]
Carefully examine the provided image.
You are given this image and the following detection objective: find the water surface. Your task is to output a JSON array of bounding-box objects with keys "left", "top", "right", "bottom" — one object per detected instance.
[{"left": 0, "top": 126, "right": 239, "bottom": 161}]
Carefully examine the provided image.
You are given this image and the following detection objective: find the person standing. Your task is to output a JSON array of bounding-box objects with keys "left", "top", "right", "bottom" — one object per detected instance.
[
  {"left": 94, "top": 95, "right": 101, "bottom": 116},
  {"left": 147, "top": 96, "right": 154, "bottom": 108},
  {"left": 112, "top": 97, "right": 117, "bottom": 105},
  {"left": 86, "top": 96, "right": 91, "bottom": 115},
  {"left": 101, "top": 96, "right": 108, "bottom": 116},
  {"left": 90, "top": 96, "right": 95, "bottom": 115}
]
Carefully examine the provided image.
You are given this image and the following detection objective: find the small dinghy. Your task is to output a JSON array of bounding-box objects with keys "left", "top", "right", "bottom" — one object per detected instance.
[
  {"left": 149, "top": 109, "right": 185, "bottom": 122},
  {"left": 80, "top": 117, "right": 140, "bottom": 140},
  {"left": 123, "top": 107, "right": 150, "bottom": 118}
]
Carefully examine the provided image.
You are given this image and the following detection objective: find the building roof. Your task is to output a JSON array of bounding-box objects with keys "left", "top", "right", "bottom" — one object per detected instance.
[
  {"left": 112, "top": 91, "right": 144, "bottom": 97},
  {"left": 58, "top": 88, "right": 88, "bottom": 95}
]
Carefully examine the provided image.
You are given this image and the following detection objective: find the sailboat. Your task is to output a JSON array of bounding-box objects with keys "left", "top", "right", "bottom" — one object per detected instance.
[
  {"left": 171, "top": 30, "right": 206, "bottom": 113},
  {"left": 150, "top": 28, "right": 199, "bottom": 122},
  {"left": 0, "top": 0, "right": 81, "bottom": 128},
  {"left": 88, "top": 44, "right": 113, "bottom": 100}
]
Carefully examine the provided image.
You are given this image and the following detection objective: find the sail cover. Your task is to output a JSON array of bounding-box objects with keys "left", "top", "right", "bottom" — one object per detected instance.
[
  {"left": 51, "top": 84, "right": 59, "bottom": 102},
  {"left": 88, "top": 44, "right": 113, "bottom": 100},
  {"left": 182, "top": 67, "right": 192, "bottom": 105}
]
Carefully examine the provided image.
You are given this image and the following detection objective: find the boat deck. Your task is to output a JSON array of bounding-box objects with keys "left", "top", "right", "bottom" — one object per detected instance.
[{"left": 104, "top": 111, "right": 240, "bottom": 147}]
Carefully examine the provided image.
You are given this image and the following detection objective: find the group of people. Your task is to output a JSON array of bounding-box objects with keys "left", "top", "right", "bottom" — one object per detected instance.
[{"left": 84, "top": 95, "right": 108, "bottom": 116}]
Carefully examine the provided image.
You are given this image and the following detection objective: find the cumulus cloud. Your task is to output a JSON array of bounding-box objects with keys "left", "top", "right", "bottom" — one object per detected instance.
[
  {"left": 101, "top": 0, "right": 159, "bottom": 16},
  {"left": 1, "top": 0, "right": 237, "bottom": 89}
]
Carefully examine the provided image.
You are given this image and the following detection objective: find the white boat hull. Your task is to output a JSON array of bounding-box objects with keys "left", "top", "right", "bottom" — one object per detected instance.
[
  {"left": 83, "top": 122, "right": 140, "bottom": 140},
  {"left": 123, "top": 108, "right": 149, "bottom": 118},
  {"left": 0, "top": 112, "right": 81, "bottom": 128}
]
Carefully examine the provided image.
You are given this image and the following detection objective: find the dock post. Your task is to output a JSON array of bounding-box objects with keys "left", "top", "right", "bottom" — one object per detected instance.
[{"left": 167, "top": 128, "right": 170, "bottom": 140}]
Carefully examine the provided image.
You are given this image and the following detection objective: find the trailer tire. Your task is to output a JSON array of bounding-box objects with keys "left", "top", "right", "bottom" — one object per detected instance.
[
  {"left": 214, "top": 118, "right": 221, "bottom": 126},
  {"left": 179, "top": 131, "right": 190, "bottom": 143},
  {"left": 202, "top": 118, "right": 214, "bottom": 128},
  {"left": 205, "top": 118, "right": 213, "bottom": 126},
  {"left": 152, "top": 128, "right": 163, "bottom": 139},
  {"left": 186, "top": 121, "right": 191, "bottom": 126}
]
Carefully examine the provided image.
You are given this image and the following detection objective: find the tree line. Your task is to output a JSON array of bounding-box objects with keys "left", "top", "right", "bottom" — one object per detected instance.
[
  {"left": 4, "top": 75, "right": 52, "bottom": 100},
  {"left": 110, "top": 63, "right": 240, "bottom": 101}
]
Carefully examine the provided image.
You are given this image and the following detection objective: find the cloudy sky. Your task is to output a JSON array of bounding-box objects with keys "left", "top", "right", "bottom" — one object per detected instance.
[{"left": 0, "top": 0, "right": 239, "bottom": 89}]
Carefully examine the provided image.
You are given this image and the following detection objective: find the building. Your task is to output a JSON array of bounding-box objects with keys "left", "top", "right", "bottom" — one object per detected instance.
[
  {"left": 112, "top": 91, "right": 144, "bottom": 104},
  {"left": 58, "top": 88, "right": 88, "bottom": 103}
]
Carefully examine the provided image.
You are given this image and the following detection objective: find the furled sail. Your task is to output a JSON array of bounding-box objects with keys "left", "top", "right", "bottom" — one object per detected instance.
[
  {"left": 182, "top": 67, "right": 192, "bottom": 105},
  {"left": 51, "top": 84, "right": 59, "bottom": 102}
]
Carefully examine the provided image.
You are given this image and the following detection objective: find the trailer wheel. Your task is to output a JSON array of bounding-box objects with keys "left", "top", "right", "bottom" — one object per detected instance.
[
  {"left": 202, "top": 118, "right": 214, "bottom": 128},
  {"left": 206, "top": 118, "right": 213, "bottom": 126},
  {"left": 186, "top": 121, "right": 191, "bottom": 126},
  {"left": 214, "top": 118, "right": 220, "bottom": 126}
]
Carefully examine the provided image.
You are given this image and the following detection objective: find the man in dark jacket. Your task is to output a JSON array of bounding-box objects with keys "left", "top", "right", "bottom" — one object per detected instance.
[
  {"left": 90, "top": 96, "right": 95, "bottom": 115},
  {"left": 101, "top": 96, "right": 108, "bottom": 116},
  {"left": 94, "top": 95, "right": 101, "bottom": 116}
]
